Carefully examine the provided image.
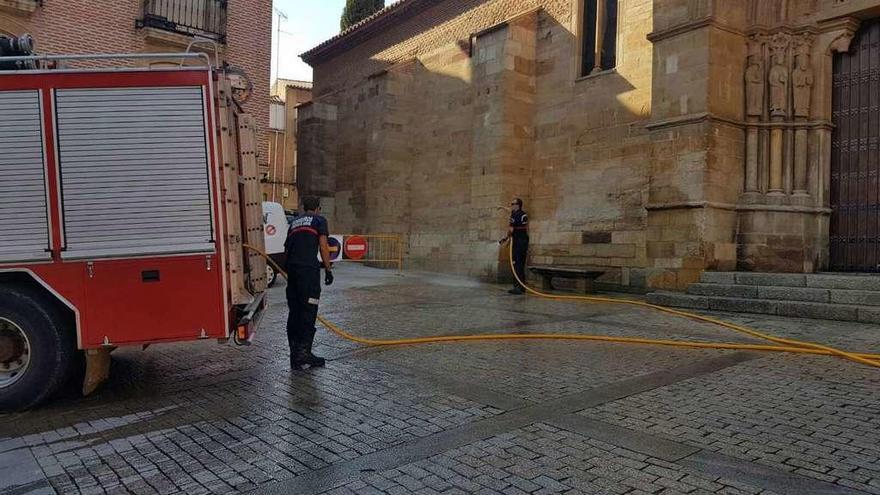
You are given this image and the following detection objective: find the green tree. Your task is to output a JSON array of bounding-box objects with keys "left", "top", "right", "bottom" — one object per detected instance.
[{"left": 340, "top": 0, "right": 385, "bottom": 31}]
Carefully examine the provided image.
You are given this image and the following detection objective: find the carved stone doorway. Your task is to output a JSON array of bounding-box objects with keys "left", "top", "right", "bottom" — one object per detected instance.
[{"left": 830, "top": 19, "right": 880, "bottom": 273}]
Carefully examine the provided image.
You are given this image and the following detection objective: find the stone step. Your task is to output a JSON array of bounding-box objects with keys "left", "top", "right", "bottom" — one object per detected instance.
[
  {"left": 686, "top": 283, "right": 880, "bottom": 306},
  {"left": 700, "top": 272, "right": 880, "bottom": 291},
  {"left": 647, "top": 292, "right": 880, "bottom": 324}
]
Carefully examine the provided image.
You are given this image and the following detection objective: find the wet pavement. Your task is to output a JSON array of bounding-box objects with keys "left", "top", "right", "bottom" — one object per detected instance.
[{"left": 1, "top": 264, "right": 879, "bottom": 495}]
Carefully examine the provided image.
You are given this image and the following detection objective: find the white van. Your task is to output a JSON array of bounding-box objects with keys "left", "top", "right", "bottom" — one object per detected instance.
[{"left": 262, "top": 201, "right": 289, "bottom": 286}]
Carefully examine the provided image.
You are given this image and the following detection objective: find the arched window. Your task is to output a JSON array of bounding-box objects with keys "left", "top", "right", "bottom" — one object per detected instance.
[{"left": 581, "top": 0, "right": 618, "bottom": 76}]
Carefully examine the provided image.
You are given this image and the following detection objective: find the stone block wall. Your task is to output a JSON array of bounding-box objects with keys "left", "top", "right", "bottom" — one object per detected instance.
[
  {"left": 296, "top": 102, "right": 338, "bottom": 211},
  {"left": 298, "top": 0, "right": 880, "bottom": 288},
  {"left": 643, "top": 0, "right": 750, "bottom": 289},
  {"left": 299, "top": 0, "right": 658, "bottom": 288},
  {"left": 405, "top": 45, "right": 481, "bottom": 275},
  {"left": 527, "top": 0, "right": 654, "bottom": 289},
  {"left": 310, "top": 0, "right": 555, "bottom": 97}
]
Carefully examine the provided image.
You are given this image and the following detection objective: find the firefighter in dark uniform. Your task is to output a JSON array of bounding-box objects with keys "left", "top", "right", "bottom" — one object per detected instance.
[
  {"left": 284, "top": 196, "right": 334, "bottom": 368},
  {"left": 500, "top": 198, "right": 529, "bottom": 295}
]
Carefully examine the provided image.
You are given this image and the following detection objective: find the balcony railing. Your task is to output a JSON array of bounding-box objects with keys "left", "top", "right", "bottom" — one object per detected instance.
[
  {"left": 137, "top": 0, "right": 227, "bottom": 43},
  {"left": 0, "top": 0, "right": 42, "bottom": 15}
]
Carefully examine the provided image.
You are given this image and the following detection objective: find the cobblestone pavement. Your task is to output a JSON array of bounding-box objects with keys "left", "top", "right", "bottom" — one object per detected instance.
[{"left": 0, "top": 265, "right": 878, "bottom": 495}]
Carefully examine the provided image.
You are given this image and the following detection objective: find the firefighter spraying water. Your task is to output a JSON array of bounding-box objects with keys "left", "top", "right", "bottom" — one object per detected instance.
[{"left": 499, "top": 198, "right": 529, "bottom": 295}]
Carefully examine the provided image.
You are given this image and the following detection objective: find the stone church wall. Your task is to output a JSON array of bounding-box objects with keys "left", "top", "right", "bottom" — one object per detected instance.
[
  {"left": 299, "top": 0, "right": 656, "bottom": 288},
  {"left": 298, "top": 0, "right": 880, "bottom": 289}
]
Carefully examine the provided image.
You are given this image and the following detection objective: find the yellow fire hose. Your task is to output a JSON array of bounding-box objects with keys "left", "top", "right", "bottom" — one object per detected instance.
[{"left": 243, "top": 244, "right": 880, "bottom": 368}]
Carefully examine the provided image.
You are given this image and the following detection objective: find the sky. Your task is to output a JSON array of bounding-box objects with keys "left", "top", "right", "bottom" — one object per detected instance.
[{"left": 270, "top": 0, "right": 348, "bottom": 83}]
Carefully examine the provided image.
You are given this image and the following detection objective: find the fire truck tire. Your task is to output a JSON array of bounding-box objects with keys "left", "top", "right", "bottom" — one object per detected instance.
[
  {"left": 267, "top": 264, "right": 278, "bottom": 288},
  {"left": 0, "top": 286, "right": 75, "bottom": 411}
]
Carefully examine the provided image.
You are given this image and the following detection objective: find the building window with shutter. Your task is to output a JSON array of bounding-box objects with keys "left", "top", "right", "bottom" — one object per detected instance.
[{"left": 580, "top": 0, "right": 618, "bottom": 77}]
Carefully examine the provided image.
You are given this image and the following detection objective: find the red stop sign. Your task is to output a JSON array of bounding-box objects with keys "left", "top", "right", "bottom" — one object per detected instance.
[{"left": 344, "top": 236, "right": 368, "bottom": 260}]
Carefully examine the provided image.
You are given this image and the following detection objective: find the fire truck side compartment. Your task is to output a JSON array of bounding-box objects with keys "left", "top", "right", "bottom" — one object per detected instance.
[{"left": 0, "top": 69, "right": 228, "bottom": 349}]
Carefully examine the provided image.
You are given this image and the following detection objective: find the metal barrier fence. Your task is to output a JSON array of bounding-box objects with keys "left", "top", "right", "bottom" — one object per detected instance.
[{"left": 334, "top": 234, "right": 402, "bottom": 274}]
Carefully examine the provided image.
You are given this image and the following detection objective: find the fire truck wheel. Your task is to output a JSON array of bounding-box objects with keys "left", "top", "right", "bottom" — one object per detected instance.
[
  {"left": 0, "top": 286, "right": 75, "bottom": 411},
  {"left": 267, "top": 264, "right": 278, "bottom": 287}
]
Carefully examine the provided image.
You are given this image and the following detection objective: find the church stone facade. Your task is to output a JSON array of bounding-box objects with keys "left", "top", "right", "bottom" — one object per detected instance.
[{"left": 297, "top": 0, "right": 880, "bottom": 291}]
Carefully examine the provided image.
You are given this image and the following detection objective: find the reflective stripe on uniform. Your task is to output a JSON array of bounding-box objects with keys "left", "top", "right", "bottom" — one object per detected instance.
[{"left": 290, "top": 226, "right": 319, "bottom": 236}]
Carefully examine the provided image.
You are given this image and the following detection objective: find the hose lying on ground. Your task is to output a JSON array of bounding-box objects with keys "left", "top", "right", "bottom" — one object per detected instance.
[{"left": 243, "top": 244, "right": 880, "bottom": 369}]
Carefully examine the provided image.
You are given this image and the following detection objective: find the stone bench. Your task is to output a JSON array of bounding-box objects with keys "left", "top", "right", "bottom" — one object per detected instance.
[{"left": 529, "top": 266, "right": 606, "bottom": 294}]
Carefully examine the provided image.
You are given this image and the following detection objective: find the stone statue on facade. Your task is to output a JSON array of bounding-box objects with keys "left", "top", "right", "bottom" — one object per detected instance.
[
  {"left": 745, "top": 37, "right": 765, "bottom": 118},
  {"left": 768, "top": 34, "right": 790, "bottom": 119},
  {"left": 792, "top": 36, "right": 814, "bottom": 119}
]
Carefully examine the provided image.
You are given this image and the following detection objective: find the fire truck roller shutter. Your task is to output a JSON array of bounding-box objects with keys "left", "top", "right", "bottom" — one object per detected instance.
[
  {"left": 54, "top": 86, "right": 214, "bottom": 259},
  {"left": 0, "top": 90, "right": 50, "bottom": 263}
]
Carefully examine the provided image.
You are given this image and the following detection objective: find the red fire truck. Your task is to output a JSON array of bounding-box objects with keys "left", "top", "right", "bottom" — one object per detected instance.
[{"left": 0, "top": 50, "right": 268, "bottom": 411}]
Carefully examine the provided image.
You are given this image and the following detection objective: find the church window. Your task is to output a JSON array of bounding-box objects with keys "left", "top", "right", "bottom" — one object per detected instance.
[{"left": 581, "top": 0, "right": 618, "bottom": 76}]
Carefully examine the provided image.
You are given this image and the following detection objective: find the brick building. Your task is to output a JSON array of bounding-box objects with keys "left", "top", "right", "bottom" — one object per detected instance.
[
  {"left": 0, "top": 0, "right": 272, "bottom": 168},
  {"left": 297, "top": 0, "right": 880, "bottom": 291},
  {"left": 265, "top": 79, "right": 313, "bottom": 210}
]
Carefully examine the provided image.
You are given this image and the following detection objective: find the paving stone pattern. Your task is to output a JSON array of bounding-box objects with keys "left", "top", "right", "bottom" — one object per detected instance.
[
  {"left": 369, "top": 339, "right": 732, "bottom": 403},
  {"left": 320, "top": 424, "right": 786, "bottom": 495},
  {"left": 585, "top": 355, "right": 880, "bottom": 494},
  {"left": 0, "top": 265, "right": 877, "bottom": 495},
  {"left": 13, "top": 358, "right": 503, "bottom": 494}
]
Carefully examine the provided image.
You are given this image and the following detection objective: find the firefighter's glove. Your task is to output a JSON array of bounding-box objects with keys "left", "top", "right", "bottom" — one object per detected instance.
[
  {"left": 498, "top": 237, "right": 509, "bottom": 245},
  {"left": 324, "top": 269, "right": 334, "bottom": 286}
]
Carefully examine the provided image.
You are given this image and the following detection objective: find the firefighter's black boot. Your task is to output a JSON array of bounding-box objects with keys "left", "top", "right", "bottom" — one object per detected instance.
[
  {"left": 299, "top": 352, "right": 325, "bottom": 368},
  {"left": 300, "top": 332, "right": 326, "bottom": 368},
  {"left": 291, "top": 349, "right": 324, "bottom": 368},
  {"left": 508, "top": 286, "right": 525, "bottom": 295},
  {"left": 290, "top": 346, "right": 306, "bottom": 369}
]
